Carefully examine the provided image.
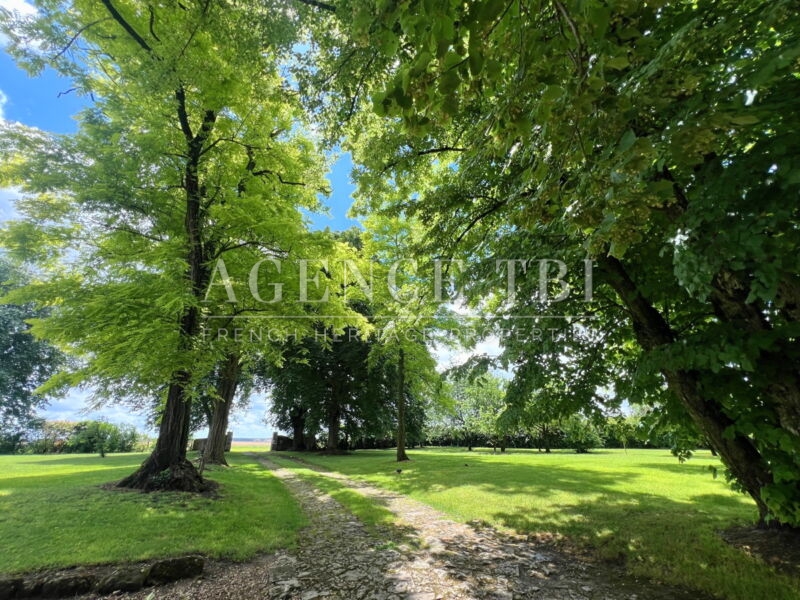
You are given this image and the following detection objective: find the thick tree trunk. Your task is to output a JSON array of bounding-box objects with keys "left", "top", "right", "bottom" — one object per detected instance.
[
  {"left": 290, "top": 408, "right": 307, "bottom": 451},
  {"left": 117, "top": 368, "right": 208, "bottom": 491},
  {"left": 599, "top": 255, "right": 773, "bottom": 521},
  {"left": 326, "top": 403, "right": 341, "bottom": 451},
  {"left": 204, "top": 352, "right": 240, "bottom": 466},
  {"left": 396, "top": 349, "right": 409, "bottom": 462}
]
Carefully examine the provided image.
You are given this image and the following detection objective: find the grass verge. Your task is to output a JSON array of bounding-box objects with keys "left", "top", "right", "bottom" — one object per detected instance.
[
  {"left": 266, "top": 454, "right": 395, "bottom": 532},
  {"left": 0, "top": 452, "right": 305, "bottom": 575},
  {"left": 291, "top": 447, "right": 800, "bottom": 600}
]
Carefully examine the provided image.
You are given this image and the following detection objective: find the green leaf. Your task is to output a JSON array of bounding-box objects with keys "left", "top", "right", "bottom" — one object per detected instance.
[
  {"left": 606, "top": 54, "right": 630, "bottom": 70},
  {"left": 618, "top": 129, "right": 636, "bottom": 153}
]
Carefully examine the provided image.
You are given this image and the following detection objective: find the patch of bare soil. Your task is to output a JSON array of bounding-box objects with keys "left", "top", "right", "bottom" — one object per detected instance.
[{"left": 721, "top": 526, "right": 800, "bottom": 577}]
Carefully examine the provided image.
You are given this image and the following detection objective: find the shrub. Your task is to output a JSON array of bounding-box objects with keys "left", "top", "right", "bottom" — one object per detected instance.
[{"left": 562, "top": 414, "right": 604, "bottom": 453}]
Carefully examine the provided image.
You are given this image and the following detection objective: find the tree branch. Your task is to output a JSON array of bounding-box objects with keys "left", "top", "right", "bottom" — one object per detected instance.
[
  {"left": 251, "top": 169, "right": 306, "bottom": 186},
  {"left": 53, "top": 18, "right": 112, "bottom": 59},
  {"left": 99, "top": 0, "right": 152, "bottom": 53},
  {"left": 294, "top": 0, "right": 336, "bottom": 12},
  {"left": 148, "top": 5, "right": 161, "bottom": 42},
  {"left": 175, "top": 86, "right": 194, "bottom": 141}
]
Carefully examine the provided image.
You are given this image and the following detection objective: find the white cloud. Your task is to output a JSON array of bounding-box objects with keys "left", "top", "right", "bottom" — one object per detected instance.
[
  {"left": 0, "top": 88, "right": 6, "bottom": 120},
  {"left": 0, "top": 0, "right": 38, "bottom": 48},
  {"left": 0, "top": 0, "right": 36, "bottom": 17},
  {"left": 41, "top": 388, "right": 155, "bottom": 434},
  {"left": 230, "top": 393, "right": 274, "bottom": 439}
]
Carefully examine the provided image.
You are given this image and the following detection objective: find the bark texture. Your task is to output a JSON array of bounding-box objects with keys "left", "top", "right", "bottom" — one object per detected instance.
[{"left": 204, "top": 352, "right": 241, "bottom": 466}]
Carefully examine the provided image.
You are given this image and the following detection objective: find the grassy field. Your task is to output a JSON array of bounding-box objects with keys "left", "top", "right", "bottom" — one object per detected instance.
[
  {"left": 0, "top": 452, "right": 304, "bottom": 574},
  {"left": 286, "top": 447, "right": 800, "bottom": 600}
]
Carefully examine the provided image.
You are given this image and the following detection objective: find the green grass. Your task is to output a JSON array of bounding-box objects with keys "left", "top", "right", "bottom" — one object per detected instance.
[
  {"left": 267, "top": 454, "right": 396, "bottom": 532},
  {"left": 0, "top": 452, "right": 305, "bottom": 575},
  {"left": 288, "top": 447, "right": 800, "bottom": 600}
]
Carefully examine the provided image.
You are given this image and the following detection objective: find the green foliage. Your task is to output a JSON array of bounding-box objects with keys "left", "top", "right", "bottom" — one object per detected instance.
[
  {"left": 561, "top": 414, "right": 604, "bottom": 454},
  {"left": 16, "top": 419, "right": 138, "bottom": 455},
  {"left": 0, "top": 258, "right": 65, "bottom": 446},
  {"left": 430, "top": 374, "right": 507, "bottom": 448},
  {"left": 64, "top": 421, "right": 137, "bottom": 455},
  {"left": 315, "top": 0, "right": 800, "bottom": 525},
  {"left": 302, "top": 449, "right": 800, "bottom": 600}
]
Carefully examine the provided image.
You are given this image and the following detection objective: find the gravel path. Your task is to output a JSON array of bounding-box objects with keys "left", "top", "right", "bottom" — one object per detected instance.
[{"left": 84, "top": 454, "right": 706, "bottom": 599}]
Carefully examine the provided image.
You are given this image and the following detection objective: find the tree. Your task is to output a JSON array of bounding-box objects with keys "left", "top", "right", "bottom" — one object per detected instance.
[
  {"left": 0, "top": 258, "right": 64, "bottom": 450},
  {"left": 65, "top": 420, "right": 138, "bottom": 455},
  {"left": 265, "top": 322, "right": 388, "bottom": 452},
  {"left": 561, "top": 415, "right": 604, "bottom": 454},
  {"left": 0, "top": 1, "right": 337, "bottom": 490},
  {"left": 359, "top": 214, "right": 445, "bottom": 461},
  {"left": 319, "top": 0, "right": 800, "bottom": 526},
  {"left": 201, "top": 351, "right": 242, "bottom": 466}
]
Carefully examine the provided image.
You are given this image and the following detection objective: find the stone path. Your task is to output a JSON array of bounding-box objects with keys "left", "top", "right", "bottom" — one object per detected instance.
[{"left": 84, "top": 454, "right": 706, "bottom": 599}]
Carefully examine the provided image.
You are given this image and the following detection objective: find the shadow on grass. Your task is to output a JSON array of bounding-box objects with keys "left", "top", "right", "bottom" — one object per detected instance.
[
  {"left": 266, "top": 452, "right": 721, "bottom": 600},
  {"left": 280, "top": 450, "right": 800, "bottom": 600}
]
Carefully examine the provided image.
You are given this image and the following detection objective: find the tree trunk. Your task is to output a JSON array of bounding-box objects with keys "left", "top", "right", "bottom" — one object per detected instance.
[
  {"left": 290, "top": 408, "right": 307, "bottom": 451},
  {"left": 117, "top": 368, "right": 207, "bottom": 491},
  {"left": 204, "top": 352, "right": 240, "bottom": 466},
  {"left": 116, "top": 89, "right": 217, "bottom": 492},
  {"left": 598, "top": 255, "right": 773, "bottom": 521},
  {"left": 326, "top": 403, "right": 340, "bottom": 451},
  {"left": 396, "top": 349, "right": 410, "bottom": 462}
]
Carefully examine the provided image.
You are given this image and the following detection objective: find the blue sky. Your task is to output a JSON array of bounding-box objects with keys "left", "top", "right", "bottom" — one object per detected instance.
[{"left": 0, "top": 2, "right": 363, "bottom": 438}]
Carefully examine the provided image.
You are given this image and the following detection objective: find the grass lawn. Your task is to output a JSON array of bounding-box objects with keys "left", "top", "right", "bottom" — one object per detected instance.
[
  {"left": 0, "top": 452, "right": 305, "bottom": 575},
  {"left": 287, "top": 447, "right": 800, "bottom": 600}
]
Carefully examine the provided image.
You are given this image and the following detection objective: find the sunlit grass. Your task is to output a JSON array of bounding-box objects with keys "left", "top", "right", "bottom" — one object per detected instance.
[
  {"left": 268, "top": 454, "right": 395, "bottom": 531},
  {"left": 290, "top": 448, "right": 799, "bottom": 600},
  {"left": 0, "top": 452, "right": 305, "bottom": 574}
]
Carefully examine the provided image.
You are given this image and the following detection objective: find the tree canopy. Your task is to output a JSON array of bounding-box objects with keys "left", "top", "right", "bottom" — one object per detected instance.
[
  {"left": 1, "top": 0, "right": 799, "bottom": 527},
  {"left": 309, "top": 0, "right": 800, "bottom": 525}
]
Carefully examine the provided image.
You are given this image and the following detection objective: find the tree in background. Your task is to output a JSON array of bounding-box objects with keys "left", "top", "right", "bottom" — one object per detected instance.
[
  {"left": 0, "top": 259, "right": 64, "bottom": 452},
  {"left": 439, "top": 374, "right": 506, "bottom": 451},
  {"left": 265, "top": 320, "right": 386, "bottom": 452},
  {"left": 359, "top": 215, "right": 445, "bottom": 461},
  {"left": 561, "top": 415, "right": 604, "bottom": 454}
]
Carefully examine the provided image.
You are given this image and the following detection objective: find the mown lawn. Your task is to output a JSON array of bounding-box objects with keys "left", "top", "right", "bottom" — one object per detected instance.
[
  {"left": 0, "top": 452, "right": 305, "bottom": 574},
  {"left": 288, "top": 447, "right": 800, "bottom": 600}
]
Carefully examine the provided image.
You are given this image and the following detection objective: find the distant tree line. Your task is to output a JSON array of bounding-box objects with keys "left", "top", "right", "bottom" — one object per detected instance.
[
  {"left": 0, "top": 420, "right": 140, "bottom": 456},
  {"left": 423, "top": 413, "right": 709, "bottom": 456}
]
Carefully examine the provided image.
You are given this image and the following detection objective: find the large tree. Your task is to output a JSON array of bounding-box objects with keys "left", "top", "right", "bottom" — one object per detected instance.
[
  {"left": 315, "top": 1, "right": 800, "bottom": 525},
  {"left": 0, "top": 0, "right": 338, "bottom": 490}
]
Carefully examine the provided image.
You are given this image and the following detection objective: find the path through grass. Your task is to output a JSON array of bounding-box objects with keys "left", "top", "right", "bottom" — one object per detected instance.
[
  {"left": 289, "top": 447, "right": 799, "bottom": 600},
  {"left": 0, "top": 452, "right": 305, "bottom": 574}
]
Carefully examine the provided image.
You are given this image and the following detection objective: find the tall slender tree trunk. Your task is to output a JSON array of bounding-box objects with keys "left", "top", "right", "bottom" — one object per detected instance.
[
  {"left": 204, "top": 352, "right": 241, "bottom": 466},
  {"left": 396, "top": 349, "right": 409, "bottom": 462},
  {"left": 598, "top": 255, "right": 773, "bottom": 521}
]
